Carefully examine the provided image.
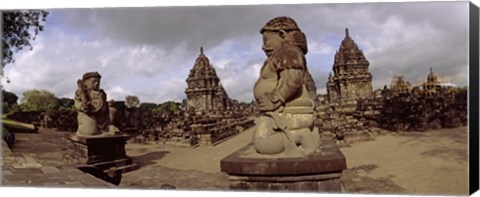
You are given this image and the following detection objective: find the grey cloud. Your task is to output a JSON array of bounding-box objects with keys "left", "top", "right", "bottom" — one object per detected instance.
[{"left": 4, "top": 2, "right": 469, "bottom": 103}]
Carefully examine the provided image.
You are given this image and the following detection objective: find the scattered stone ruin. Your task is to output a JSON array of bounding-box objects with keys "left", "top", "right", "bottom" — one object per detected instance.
[
  {"left": 355, "top": 68, "right": 467, "bottom": 132},
  {"left": 318, "top": 29, "right": 467, "bottom": 143},
  {"left": 137, "top": 111, "right": 254, "bottom": 147},
  {"left": 315, "top": 94, "right": 379, "bottom": 144},
  {"left": 152, "top": 47, "right": 255, "bottom": 147},
  {"left": 390, "top": 75, "right": 412, "bottom": 96}
]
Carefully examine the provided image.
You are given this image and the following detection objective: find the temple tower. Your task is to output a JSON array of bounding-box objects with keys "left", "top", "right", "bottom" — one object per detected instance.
[
  {"left": 185, "top": 47, "right": 230, "bottom": 112},
  {"left": 327, "top": 28, "right": 373, "bottom": 103}
]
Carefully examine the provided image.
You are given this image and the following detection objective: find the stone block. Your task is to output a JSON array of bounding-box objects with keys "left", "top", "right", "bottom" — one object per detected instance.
[
  {"left": 221, "top": 139, "right": 346, "bottom": 192},
  {"left": 23, "top": 163, "right": 42, "bottom": 168},
  {"left": 41, "top": 166, "right": 61, "bottom": 174},
  {"left": 67, "top": 134, "right": 138, "bottom": 173}
]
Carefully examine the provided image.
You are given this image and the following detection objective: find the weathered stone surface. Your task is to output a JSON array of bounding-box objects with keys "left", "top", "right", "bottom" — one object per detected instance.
[
  {"left": 311, "top": 28, "right": 382, "bottom": 143},
  {"left": 252, "top": 16, "right": 319, "bottom": 157},
  {"left": 185, "top": 47, "right": 230, "bottom": 112},
  {"left": 2, "top": 135, "right": 115, "bottom": 188},
  {"left": 327, "top": 28, "right": 373, "bottom": 104},
  {"left": 354, "top": 68, "right": 467, "bottom": 132},
  {"left": 66, "top": 134, "right": 138, "bottom": 173},
  {"left": 74, "top": 71, "right": 118, "bottom": 136},
  {"left": 221, "top": 139, "right": 346, "bottom": 192}
]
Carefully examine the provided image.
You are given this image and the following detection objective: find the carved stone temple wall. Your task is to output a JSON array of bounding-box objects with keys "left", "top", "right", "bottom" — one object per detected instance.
[
  {"left": 326, "top": 28, "right": 373, "bottom": 105},
  {"left": 314, "top": 29, "right": 377, "bottom": 145},
  {"left": 185, "top": 47, "right": 230, "bottom": 113}
]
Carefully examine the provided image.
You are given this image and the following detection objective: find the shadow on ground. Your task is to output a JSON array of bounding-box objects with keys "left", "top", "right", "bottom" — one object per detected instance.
[
  {"left": 132, "top": 151, "right": 170, "bottom": 167},
  {"left": 119, "top": 165, "right": 229, "bottom": 190}
]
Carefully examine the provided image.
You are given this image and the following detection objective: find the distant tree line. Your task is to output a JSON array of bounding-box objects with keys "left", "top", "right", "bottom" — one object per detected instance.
[
  {"left": 2, "top": 89, "right": 74, "bottom": 114},
  {"left": 2, "top": 89, "right": 183, "bottom": 130},
  {"left": 140, "top": 101, "right": 182, "bottom": 115}
]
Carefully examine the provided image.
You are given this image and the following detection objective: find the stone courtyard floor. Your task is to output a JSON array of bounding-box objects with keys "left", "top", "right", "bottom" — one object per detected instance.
[
  {"left": 1, "top": 129, "right": 114, "bottom": 188},
  {"left": 1, "top": 126, "right": 469, "bottom": 195}
]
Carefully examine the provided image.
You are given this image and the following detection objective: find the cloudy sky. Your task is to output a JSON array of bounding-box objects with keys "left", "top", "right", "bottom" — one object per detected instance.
[{"left": 1, "top": 1, "right": 471, "bottom": 104}]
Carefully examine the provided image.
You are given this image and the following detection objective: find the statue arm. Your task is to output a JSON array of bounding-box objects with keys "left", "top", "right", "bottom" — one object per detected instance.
[
  {"left": 88, "top": 90, "right": 107, "bottom": 113},
  {"left": 75, "top": 79, "right": 90, "bottom": 112},
  {"left": 268, "top": 68, "right": 304, "bottom": 104},
  {"left": 270, "top": 48, "right": 305, "bottom": 104}
]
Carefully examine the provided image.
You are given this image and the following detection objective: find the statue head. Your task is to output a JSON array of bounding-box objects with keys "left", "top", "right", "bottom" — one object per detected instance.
[
  {"left": 82, "top": 72, "right": 102, "bottom": 91},
  {"left": 260, "top": 16, "right": 308, "bottom": 56}
]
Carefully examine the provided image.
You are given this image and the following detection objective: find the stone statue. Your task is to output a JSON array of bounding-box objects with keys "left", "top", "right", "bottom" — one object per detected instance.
[
  {"left": 252, "top": 16, "right": 320, "bottom": 157},
  {"left": 75, "top": 72, "right": 117, "bottom": 136}
]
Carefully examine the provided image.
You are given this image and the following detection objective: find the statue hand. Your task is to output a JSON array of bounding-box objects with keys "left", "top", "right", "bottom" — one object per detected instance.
[
  {"left": 79, "top": 102, "right": 90, "bottom": 113},
  {"left": 258, "top": 100, "right": 282, "bottom": 111},
  {"left": 258, "top": 91, "right": 283, "bottom": 111}
]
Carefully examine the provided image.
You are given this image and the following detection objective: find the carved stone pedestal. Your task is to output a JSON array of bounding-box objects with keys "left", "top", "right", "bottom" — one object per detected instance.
[
  {"left": 220, "top": 139, "right": 346, "bottom": 192},
  {"left": 67, "top": 134, "right": 138, "bottom": 173}
]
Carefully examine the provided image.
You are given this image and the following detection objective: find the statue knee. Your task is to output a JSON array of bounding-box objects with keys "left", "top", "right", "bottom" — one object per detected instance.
[{"left": 253, "top": 132, "right": 285, "bottom": 155}]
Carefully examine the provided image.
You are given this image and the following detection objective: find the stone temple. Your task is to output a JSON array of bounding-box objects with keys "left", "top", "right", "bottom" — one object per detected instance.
[
  {"left": 326, "top": 28, "right": 373, "bottom": 103},
  {"left": 185, "top": 47, "right": 230, "bottom": 112}
]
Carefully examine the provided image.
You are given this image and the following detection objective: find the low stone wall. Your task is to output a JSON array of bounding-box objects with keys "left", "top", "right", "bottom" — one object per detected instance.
[
  {"left": 193, "top": 117, "right": 255, "bottom": 146},
  {"left": 377, "top": 90, "right": 467, "bottom": 131},
  {"left": 315, "top": 102, "right": 377, "bottom": 144}
]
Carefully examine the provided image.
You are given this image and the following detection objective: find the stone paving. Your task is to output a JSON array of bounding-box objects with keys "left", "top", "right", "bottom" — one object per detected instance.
[
  {"left": 118, "top": 127, "right": 255, "bottom": 189},
  {"left": 1, "top": 126, "right": 469, "bottom": 194},
  {"left": 1, "top": 129, "right": 114, "bottom": 188},
  {"left": 1, "top": 126, "right": 254, "bottom": 190}
]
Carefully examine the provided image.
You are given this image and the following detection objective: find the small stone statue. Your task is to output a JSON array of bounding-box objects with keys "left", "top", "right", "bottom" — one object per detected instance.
[
  {"left": 75, "top": 72, "right": 117, "bottom": 136},
  {"left": 252, "top": 16, "right": 320, "bottom": 157}
]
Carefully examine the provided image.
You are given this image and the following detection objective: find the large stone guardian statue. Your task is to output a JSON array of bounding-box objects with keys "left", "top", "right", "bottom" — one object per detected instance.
[
  {"left": 74, "top": 72, "right": 116, "bottom": 136},
  {"left": 67, "top": 72, "right": 137, "bottom": 180},
  {"left": 221, "top": 17, "right": 346, "bottom": 192},
  {"left": 253, "top": 16, "right": 320, "bottom": 157}
]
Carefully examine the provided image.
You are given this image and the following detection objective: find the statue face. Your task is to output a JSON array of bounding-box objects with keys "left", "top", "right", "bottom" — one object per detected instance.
[
  {"left": 84, "top": 77, "right": 100, "bottom": 91},
  {"left": 262, "top": 32, "right": 283, "bottom": 57}
]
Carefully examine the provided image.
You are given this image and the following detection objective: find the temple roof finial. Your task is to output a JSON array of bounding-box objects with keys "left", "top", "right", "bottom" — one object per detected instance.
[
  {"left": 200, "top": 46, "right": 204, "bottom": 55},
  {"left": 345, "top": 28, "right": 349, "bottom": 37}
]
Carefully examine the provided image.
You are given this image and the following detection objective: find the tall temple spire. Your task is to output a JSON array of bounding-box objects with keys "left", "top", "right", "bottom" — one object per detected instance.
[
  {"left": 186, "top": 46, "right": 229, "bottom": 112},
  {"left": 327, "top": 27, "right": 372, "bottom": 103}
]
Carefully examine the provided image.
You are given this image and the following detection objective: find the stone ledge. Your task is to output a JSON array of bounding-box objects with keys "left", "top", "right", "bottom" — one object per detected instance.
[
  {"left": 68, "top": 134, "right": 130, "bottom": 145},
  {"left": 220, "top": 139, "right": 347, "bottom": 192},
  {"left": 221, "top": 139, "right": 347, "bottom": 176},
  {"left": 229, "top": 172, "right": 342, "bottom": 182}
]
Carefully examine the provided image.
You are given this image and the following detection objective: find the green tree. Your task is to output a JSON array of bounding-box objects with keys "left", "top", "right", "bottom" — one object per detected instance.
[
  {"left": 140, "top": 102, "right": 157, "bottom": 110},
  {"left": 21, "top": 89, "right": 59, "bottom": 111},
  {"left": 58, "top": 97, "right": 74, "bottom": 109},
  {"left": 2, "top": 90, "right": 18, "bottom": 106},
  {"left": 155, "top": 101, "right": 181, "bottom": 114},
  {"left": 2, "top": 10, "right": 49, "bottom": 67},
  {"left": 2, "top": 90, "right": 19, "bottom": 114}
]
